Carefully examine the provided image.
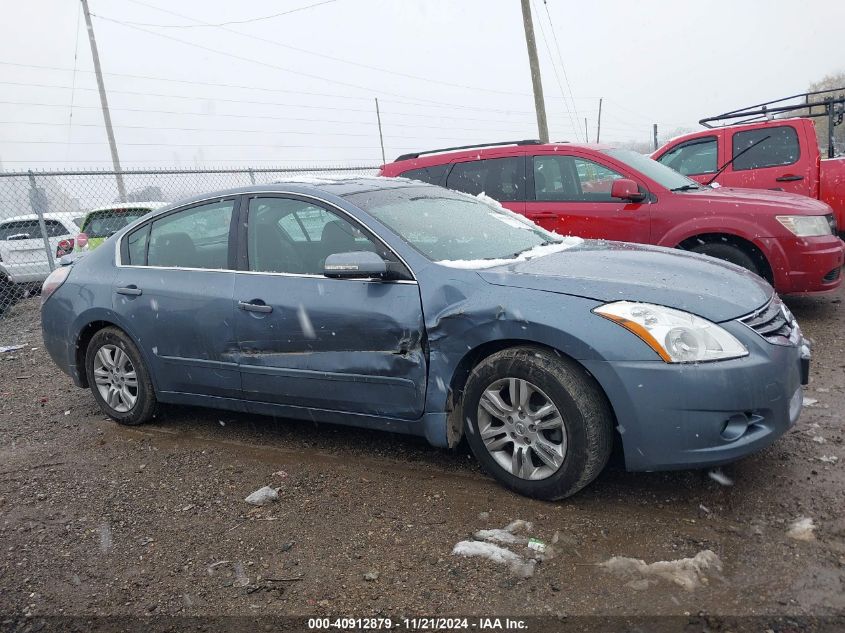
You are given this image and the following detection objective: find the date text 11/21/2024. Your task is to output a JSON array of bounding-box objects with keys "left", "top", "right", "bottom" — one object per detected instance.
[{"left": 307, "top": 617, "right": 528, "bottom": 630}]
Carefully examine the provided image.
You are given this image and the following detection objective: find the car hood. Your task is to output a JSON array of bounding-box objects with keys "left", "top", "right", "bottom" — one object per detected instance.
[
  {"left": 682, "top": 186, "right": 833, "bottom": 214},
  {"left": 478, "top": 241, "right": 773, "bottom": 322}
]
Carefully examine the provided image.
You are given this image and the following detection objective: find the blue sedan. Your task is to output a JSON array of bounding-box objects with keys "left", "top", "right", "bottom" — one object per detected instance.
[{"left": 40, "top": 178, "right": 808, "bottom": 499}]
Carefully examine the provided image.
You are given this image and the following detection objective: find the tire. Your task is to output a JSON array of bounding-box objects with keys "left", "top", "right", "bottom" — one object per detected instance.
[
  {"left": 462, "top": 347, "right": 613, "bottom": 500},
  {"left": 85, "top": 327, "right": 156, "bottom": 425},
  {"left": 690, "top": 242, "right": 761, "bottom": 277},
  {"left": 0, "top": 278, "right": 12, "bottom": 317}
]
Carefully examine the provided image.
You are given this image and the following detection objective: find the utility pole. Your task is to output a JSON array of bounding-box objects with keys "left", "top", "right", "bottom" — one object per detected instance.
[
  {"left": 374, "top": 98, "right": 386, "bottom": 164},
  {"left": 520, "top": 0, "right": 549, "bottom": 143},
  {"left": 596, "top": 98, "right": 603, "bottom": 143},
  {"left": 653, "top": 123, "right": 658, "bottom": 151},
  {"left": 80, "top": 0, "right": 126, "bottom": 201}
]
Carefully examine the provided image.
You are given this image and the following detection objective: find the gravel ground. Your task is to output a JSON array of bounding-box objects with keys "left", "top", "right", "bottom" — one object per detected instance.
[{"left": 0, "top": 289, "right": 843, "bottom": 626}]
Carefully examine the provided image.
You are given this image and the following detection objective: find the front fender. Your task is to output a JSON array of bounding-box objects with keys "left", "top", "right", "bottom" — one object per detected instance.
[{"left": 656, "top": 217, "right": 774, "bottom": 250}]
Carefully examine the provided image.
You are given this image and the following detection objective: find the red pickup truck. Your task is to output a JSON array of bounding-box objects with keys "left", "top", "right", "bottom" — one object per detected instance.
[
  {"left": 379, "top": 140, "right": 844, "bottom": 295},
  {"left": 653, "top": 118, "right": 845, "bottom": 239}
]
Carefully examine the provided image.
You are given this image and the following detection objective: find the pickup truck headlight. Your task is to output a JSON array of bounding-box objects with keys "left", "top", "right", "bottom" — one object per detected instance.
[
  {"left": 776, "top": 215, "right": 832, "bottom": 237},
  {"left": 594, "top": 301, "right": 748, "bottom": 363}
]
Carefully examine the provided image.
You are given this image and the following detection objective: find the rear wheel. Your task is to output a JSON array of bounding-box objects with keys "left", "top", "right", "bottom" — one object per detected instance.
[
  {"left": 462, "top": 347, "right": 613, "bottom": 500},
  {"left": 85, "top": 327, "right": 156, "bottom": 425},
  {"left": 690, "top": 242, "right": 761, "bottom": 277}
]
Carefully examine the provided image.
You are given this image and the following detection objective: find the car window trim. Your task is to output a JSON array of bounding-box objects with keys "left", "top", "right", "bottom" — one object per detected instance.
[
  {"left": 657, "top": 135, "right": 719, "bottom": 176},
  {"left": 237, "top": 192, "right": 417, "bottom": 283},
  {"left": 730, "top": 125, "right": 801, "bottom": 172}
]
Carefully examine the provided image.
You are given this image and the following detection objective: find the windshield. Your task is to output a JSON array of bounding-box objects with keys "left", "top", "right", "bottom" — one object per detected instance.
[
  {"left": 603, "top": 148, "right": 702, "bottom": 191},
  {"left": 345, "top": 186, "right": 575, "bottom": 264}
]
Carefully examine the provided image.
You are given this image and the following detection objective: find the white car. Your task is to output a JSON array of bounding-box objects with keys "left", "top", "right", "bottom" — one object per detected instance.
[{"left": 0, "top": 213, "right": 79, "bottom": 311}]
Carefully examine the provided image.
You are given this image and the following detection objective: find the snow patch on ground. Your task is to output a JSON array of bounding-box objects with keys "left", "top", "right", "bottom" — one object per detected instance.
[
  {"left": 452, "top": 541, "right": 536, "bottom": 579},
  {"left": 600, "top": 550, "right": 722, "bottom": 591},
  {"left": 787, "top": 517, "right": 816, "bottom": 541}
]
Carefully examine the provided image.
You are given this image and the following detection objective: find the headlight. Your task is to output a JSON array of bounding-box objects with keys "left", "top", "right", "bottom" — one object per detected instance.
[
  {"left": 593, "top": 301, "right": 748, "bottom": 363},
  {"left": 776, "top": 215, "right": 832, "bottom": 237}
]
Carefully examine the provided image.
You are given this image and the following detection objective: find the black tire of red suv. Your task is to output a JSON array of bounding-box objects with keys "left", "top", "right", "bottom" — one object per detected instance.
[{"left": 690, "top": 242, "right": 761, "bottom": 278}]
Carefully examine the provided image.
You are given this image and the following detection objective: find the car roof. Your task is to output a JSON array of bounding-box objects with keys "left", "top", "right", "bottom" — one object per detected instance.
[
  {"left": 384, "top": 142, "right": 616, "bottom": 170},
  {"left": 0, "top": 212, "right": 78, "bottom": 225},
  {"left": 158, "top": 177, "right": 430, "bottom": 209},
  {"left": 82, "top": 202, "right": 169, "bottom": 216}
]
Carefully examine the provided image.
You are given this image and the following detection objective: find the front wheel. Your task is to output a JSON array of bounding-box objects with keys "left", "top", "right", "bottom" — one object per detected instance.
[
  {"left": 462, "top": 347, "right": 613, "bottom": 500},
  {"left": 85, "top": 327, "right": 156, "bottom": 425}
]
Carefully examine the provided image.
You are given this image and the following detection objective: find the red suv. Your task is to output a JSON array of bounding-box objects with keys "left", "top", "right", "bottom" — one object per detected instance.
[{"left": 379, "top": 140, "right": 844, "bottom": 295}]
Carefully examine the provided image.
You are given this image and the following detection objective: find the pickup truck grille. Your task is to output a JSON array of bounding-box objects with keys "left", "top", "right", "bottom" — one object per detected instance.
[{"left": 740, "top": 296, "right": 794, "bottom": 345}]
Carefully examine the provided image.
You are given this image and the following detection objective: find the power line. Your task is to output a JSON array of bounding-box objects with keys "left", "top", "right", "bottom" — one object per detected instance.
[
  {"left": 111, "top": 0, "right": 339, "bottom": 28},
  {"left": 105, "top": 0, "right": 590, "bottom": 102},
  {"left": 92, "top": 13, "right": 544, "bottom": 111},
  {"left": 530, "top": 0, "right": 579, "bottom": 142},
  {"left": 541, "top": 0, "right": 584, "bottom": 142},
  {"left": 0, "top": 119, "right": 537, "bottom": 143}
]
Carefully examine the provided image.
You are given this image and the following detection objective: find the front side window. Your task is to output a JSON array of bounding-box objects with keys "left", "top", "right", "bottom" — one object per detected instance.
[
  {"left": 146, "top": 200, "right": 234, "bottom": 269},
  {"left": 247, "top": 197, "right": 383, "bottom": 275},
  {"left": 344, "top": 185, "right": 569, "bottom": 263},
  {"left": 533, "top": 155, "right": 625, "bottom": 202},
  {"left": 732, "top": 126, "right": 800, "bottom": 171},
  {"left": 446, "top": 157, "right": 525, "bottom": 202},
  {"left": 602, "top": 148, "right": 701, "bottom": 191},
  {"left": 657, "top": 137, "right": 718, "bottom": 175}
]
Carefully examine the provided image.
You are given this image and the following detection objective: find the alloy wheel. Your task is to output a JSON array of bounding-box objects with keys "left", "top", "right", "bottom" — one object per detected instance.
[
  {"left": 92, "top": 344, "right": 138, "bottom": 413},
  {"left": 476, "top": 377, "right": 567, "bottom": 480}
]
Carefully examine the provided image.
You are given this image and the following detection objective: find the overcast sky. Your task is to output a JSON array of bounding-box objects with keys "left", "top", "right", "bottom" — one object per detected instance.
[{"left": 0, "top": 0, "right": 842, "bottom": 169}]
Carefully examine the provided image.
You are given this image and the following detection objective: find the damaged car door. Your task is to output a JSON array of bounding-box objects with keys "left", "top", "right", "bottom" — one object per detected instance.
[{"left": 233, "top": 195, "right": 426, "bottom": 419}]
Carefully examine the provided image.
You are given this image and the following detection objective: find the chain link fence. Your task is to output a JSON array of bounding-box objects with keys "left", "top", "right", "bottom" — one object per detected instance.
[{"left": 0, "top": 165, "right": 378, "bottom": 318}]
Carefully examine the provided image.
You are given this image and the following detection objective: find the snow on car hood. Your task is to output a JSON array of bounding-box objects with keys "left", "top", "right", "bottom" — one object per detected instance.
[
  {"left": 684, "top": 186, "right": 834, "bottom": 214},
  {"left": 436, "top": 238, "right": 583, "bottom": 269},
  {"left": 478, "top": 240, "right": 773, "bottom": 323}
]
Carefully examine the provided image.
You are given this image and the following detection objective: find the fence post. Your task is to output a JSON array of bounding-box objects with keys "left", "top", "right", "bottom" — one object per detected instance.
[
  {"left": 248, "top": 169, "right": 256, "bottom": 185},
  {"left": 27, "top": 171, "right": 55, "bottom": 273}
]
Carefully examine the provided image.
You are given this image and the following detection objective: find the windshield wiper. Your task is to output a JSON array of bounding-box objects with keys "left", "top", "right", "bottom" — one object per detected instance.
[
  {"left": 509, "top": 240, "right": 556, "bottom": 258},
  {"left": 670, "top": 184, "right": 701, "bottom": 192},
  {"left": 703, "top": 134, "right": 771, "bottom": 186}
]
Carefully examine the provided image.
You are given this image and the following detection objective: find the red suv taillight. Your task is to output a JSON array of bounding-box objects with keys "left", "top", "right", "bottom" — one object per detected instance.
[
  {"left": 56, "top": 238, "right": 75, "bottom": 258},
  {"left": 76, "top": 232, "right": 89, "bottom": 249}
]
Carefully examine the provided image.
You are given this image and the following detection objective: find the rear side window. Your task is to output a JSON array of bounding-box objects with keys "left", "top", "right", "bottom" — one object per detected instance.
[
  {"left": 399, "top": 164, "right": 448, "bottom": 185},
  {"left": 126, "top": 225, "right": 150, "bottom": 265},
  {"left": 657, "top": 137, "right": 718, "bottom": 175},
  {"left": 0, "top": 220, "right": 40, "bottom": 240},
  {"left": 146, "top": 200, "right": 234, "bottom": 269},
  {"left": 445, "top": 157, "right": 525, "bottom": 202},
  {"left": 732, "top": 126, "right": 799, "bottom": 171}
]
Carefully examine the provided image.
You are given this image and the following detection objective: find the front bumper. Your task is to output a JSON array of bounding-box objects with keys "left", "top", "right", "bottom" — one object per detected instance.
[
  {"left": 582, "top": 325, "right": 805, "bottom": 471},
  {"left": 762, "top": 235, "right": 844, "bottom": 294}
]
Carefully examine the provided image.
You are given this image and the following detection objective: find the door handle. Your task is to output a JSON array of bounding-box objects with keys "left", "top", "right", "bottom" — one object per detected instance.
[
  {"left": 775, "top": 175, "right": 804, "bottom": 182},
  {"left": 238, "top": 300, "right": 273, "bottom": 313},
  {"left": 116, "top": 285, "right": 142, "bottom": 296},
  {"left": 529, "top": 211, "right": 558, "bottom": 219}
]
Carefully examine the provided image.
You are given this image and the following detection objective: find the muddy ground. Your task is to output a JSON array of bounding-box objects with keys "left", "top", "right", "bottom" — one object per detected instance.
[{"left": 0, "top": 289, "right": 843, "bottom": 627}]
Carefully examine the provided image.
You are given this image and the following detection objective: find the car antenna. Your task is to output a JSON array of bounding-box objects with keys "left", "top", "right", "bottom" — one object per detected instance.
[{"left": 703, "top": 135, "right": 771, "bottom": 186}]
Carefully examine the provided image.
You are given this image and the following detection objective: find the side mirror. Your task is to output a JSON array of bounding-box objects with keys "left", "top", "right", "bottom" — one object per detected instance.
[
  {"left": 610, "top": 179, "right": 646, "bottom": 202},
  {"left": 324, "top": 251, "right": 387, "bottom": 279}
]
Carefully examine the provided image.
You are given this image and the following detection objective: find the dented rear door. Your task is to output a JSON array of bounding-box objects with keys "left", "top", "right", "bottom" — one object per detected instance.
[{"left": 233, "top": 195, "right": 427, "bottom": 419}]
